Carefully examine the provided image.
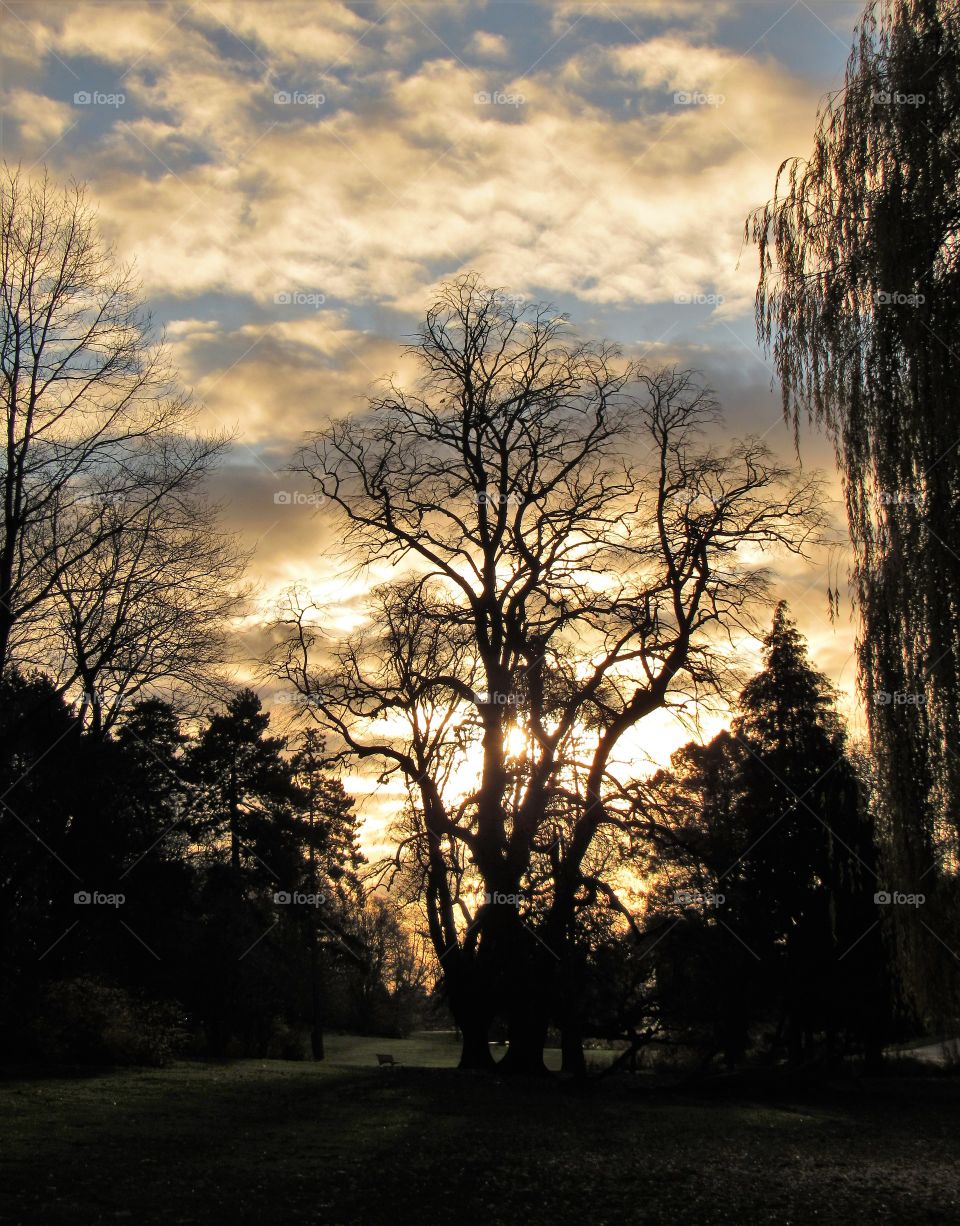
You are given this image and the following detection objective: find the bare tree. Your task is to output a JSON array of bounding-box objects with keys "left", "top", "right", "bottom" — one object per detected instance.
[
  {"left": 48, "top": 463, "right": 247, "bottom": 733},
  {"left": 0, "top": 164, "right": 242, "bottom": 715},
  {"left": 271, "top": 275, "right": 824, "bottom": 1071}
]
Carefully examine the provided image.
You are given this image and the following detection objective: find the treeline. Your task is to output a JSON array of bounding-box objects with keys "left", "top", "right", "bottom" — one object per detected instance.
[
  {"left": 444, "top": 604, "right": 896, "bottom": 1075},
  {"left": 0, "top": 605, "right": 900, "bottom": 1072},
  {"left": 2, "top": 88, "right": 950, "bottom": 1073},
  {"left": 627, "top": 605, "right": 892, "bottom": 1071},
  {"left": 0, "top": 676, "right": 431, "bottom": 1064}
]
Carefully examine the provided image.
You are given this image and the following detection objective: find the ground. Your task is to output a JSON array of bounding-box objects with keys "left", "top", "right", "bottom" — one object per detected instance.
[{"left": 1, "top": 1034, "right": 958, "bottom": 1225}]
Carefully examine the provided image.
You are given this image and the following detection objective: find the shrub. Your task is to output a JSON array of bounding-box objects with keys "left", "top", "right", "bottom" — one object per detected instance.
[{"left": 26, "top": 977, "right": 186, "bottom": 1066}]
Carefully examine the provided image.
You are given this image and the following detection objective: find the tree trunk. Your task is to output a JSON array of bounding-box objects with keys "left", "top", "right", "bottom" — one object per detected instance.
[
  {"left": 499, "top": 1001, "right": 550, "bottom": 1075},
  {"left": 446, "top": 959, "right": 495, "bottom": 1070},
  {"left": 458, "top": 1018, "right": 496, "bottom": 1070},
  {"left": 561, "top": 1022, "right": 586, "bottom": 1077},
  {"left": 310, "top": 934, "right": 325, "bottom": 1060}
]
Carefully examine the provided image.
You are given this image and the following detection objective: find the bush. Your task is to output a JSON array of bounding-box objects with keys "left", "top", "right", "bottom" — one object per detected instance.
[
  {"left": 26, "top": 977, "right": 186, "bottom": 1066},
  {"left": 265, "top": 1019, "right": 308, "bottom": 1060}
]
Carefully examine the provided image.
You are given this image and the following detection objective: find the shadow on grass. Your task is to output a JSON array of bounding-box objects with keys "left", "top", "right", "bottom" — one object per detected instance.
[{"left": 2, "top": 1060, "right": 960, "bottom": 1224}]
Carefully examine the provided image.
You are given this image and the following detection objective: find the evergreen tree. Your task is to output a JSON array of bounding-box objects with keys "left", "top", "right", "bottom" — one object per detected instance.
[
  {"left": 731, "top": 604, "right": 888, "bottom": 1064},
  {"left": 189, "top": 689, "right": 298, "bottom": 882}
]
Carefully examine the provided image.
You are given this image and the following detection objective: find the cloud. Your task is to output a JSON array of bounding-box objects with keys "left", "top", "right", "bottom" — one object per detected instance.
[
  {"left": 465, "top": 30, "right": 510, "bottom": 61},
  {"left": 1, "top": 0, "right": 860, "bottom": 785},
  {"left": 0, "top": 88, "right": 75, "bottom": 149},
  {"left": 547, "top": 0, "right": 737, "bottom": 34},
  {"left": 7, "top": 5, "right": 826, "bottom": 326}
]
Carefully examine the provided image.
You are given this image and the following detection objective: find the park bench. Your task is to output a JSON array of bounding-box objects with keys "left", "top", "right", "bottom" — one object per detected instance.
[{"left": 376, "top": 1052, "right": 400, "bottom": 1068}]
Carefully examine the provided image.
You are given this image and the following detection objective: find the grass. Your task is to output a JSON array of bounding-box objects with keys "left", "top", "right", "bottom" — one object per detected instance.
[{"left": 2, "top": 1036, "right": 959, "bottom": 1225}]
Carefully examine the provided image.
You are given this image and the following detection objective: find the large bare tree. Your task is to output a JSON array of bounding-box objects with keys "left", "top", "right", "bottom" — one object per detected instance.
[
  {"left": 0, "top": 164, "right": 242, "bottom": 717},
  {"left": 271, "top": 275, "right": 824, "bottom": 1071}
]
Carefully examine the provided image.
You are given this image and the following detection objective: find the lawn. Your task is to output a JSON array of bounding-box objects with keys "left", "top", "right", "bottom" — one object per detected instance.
[{"left": 1, "top": 1041, "right": 958, "bottom": 1225}]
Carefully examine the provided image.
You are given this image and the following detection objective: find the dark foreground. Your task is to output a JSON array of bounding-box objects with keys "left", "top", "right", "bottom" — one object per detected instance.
[{"left": 1, "top": 1053, "right": 958, "bottom": 1225}]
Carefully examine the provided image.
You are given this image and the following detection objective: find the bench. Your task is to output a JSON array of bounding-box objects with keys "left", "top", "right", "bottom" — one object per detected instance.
[{"left": 376, "top": 1052, "right": 400, "bottom": 1068}]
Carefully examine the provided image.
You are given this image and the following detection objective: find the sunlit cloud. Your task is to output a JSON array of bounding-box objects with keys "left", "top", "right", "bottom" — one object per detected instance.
[{"left": 0, "top": 0, "right": 866, "bottom": 836}]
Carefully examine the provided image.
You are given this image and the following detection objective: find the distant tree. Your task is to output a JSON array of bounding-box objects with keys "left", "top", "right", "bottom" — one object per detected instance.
[
  {"left": 344, "top": 896, "right": 432, "bottom": 1037},
  {"left": 189, "top": 689, "right": 298, "bottom": 880},
  {"left": 290, "top": 729, "right": 366, "bottom": 1057},
  {"left": 271, "top": 275, "right": 824, "bottom": 1072},
  {"left": 747, "top": 0, "right": 960, "bottom": 1014}
]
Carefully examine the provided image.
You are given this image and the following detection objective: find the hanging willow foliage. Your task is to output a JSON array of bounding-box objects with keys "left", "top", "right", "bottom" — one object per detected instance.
[{"left": 747, "top": 0, "right": 960, "bottom": 1018}]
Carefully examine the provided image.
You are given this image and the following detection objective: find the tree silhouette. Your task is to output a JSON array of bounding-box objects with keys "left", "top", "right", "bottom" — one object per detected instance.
[
  {"left": 271, "top": 275, "right": 824, "bottom": 1072},
  {"left": 647, "top": 605, "right": 889, "bottom": 1067},
  {"left": 189, "top": 689, "right": 297, "bottom": 880},
  {"left": 747, "top": 0, "right": 960, "bottom": 1015},
  {"left": 0, "top": 164, "right": 243, "bottom": 724}
]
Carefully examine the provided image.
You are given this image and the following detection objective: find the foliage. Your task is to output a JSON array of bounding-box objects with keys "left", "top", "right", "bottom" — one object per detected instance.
[{"left": 748, "top": 0, "right": 960, "bottom": 1016}]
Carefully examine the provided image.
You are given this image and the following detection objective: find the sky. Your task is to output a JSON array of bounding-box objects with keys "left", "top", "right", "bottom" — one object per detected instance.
[{"left": 1, "top": 0, "right": 871, "bottom": 837}]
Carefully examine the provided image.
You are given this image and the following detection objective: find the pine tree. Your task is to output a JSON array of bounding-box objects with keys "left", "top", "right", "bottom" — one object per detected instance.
[
  {"left": 731, "top": 603, "right": 887, "bottom": 1064},
  {"left": 189, "top": 689, "right": 296, "bottom": 881}
]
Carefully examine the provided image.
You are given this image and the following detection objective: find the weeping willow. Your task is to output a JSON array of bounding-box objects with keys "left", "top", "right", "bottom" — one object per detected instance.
[{"left": 748, "top": 0, "right": 960, "bottom": 1018}]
